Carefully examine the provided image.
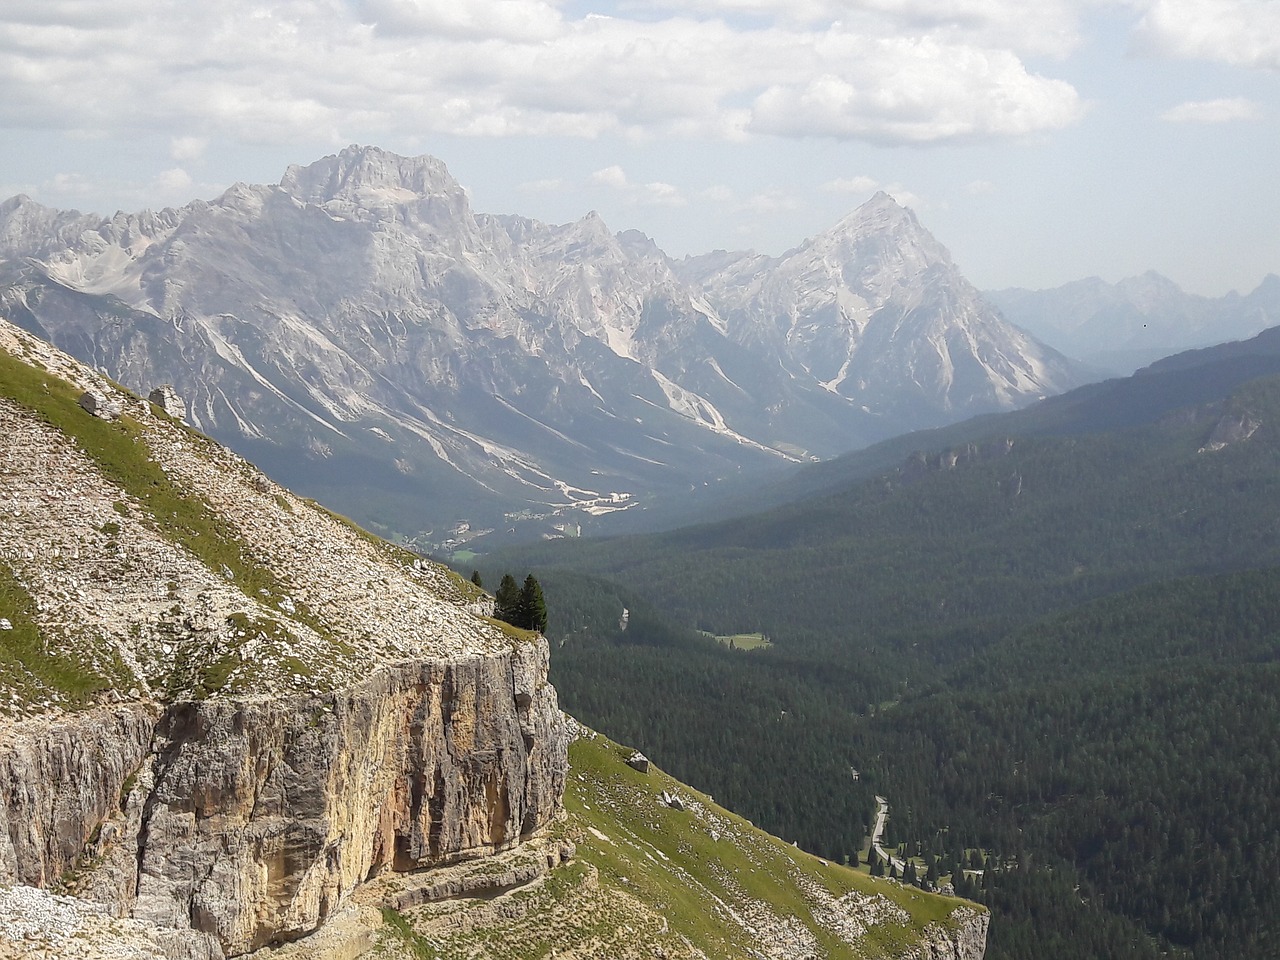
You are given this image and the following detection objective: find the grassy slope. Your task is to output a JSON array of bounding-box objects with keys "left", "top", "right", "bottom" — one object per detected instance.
[{"left": 386, "top": 730, "right": 981, "bottom": 960}]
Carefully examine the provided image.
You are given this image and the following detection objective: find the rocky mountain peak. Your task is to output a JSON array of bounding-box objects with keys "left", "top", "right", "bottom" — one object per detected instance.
[
  {"left": 279, "top": 144, "right": 467, "bottom": 217},
  {"left": 617, "top": 228, "right": 664, "bottom": 261},
  {"left": 1114, "top": 270, "right": 1187, "bottom": 308},
  {"left": 811, "top": 191, "right": 953, "bottom": 282}
]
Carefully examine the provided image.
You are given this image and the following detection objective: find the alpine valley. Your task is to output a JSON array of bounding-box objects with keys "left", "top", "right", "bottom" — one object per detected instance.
[{"left": 0, "top": 145, "right": 1082, "bottom": 550}]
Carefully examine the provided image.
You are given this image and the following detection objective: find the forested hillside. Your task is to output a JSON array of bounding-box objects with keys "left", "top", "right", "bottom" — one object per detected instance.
[{"left": 477, "top": 359, "right": 1280, "bottom": 960}]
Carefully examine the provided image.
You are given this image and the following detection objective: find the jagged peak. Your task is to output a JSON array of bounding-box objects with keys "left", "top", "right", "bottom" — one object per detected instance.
[
  {"left": 0, "top": 193, "right": 86, "bottom": 222},
  {"left": 0, "top": 193, "right": 40, "bottom": 213},
  {"left": 1251, "top": 273, "right": 1280, "bottom": 296},
  {"left": 826, "top": 190, "right": 922, "bottom": 239},
  {"left": 790, "top": 189, "right": 953, "bottom": 279},
  {"left": 1116, "top": 270, "right": 1184, "bottom": 296},
  {"left": 617, "top": 228, "right": 662, "bottom": 260},
  {"left": 561, "top": 209, "right": 618, "bottom": 247},
  {"left": 279, "top": 144, "right": 463, "bottom": 207}
]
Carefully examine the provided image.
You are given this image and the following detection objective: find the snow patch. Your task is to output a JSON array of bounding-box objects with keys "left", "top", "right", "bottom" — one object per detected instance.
[{"left": 650, "top": 370, "right": 796, "bottom": 461}]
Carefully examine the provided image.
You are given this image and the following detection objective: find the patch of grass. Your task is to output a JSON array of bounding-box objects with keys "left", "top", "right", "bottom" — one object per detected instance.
[
  {"left": 444, "top": 566, "right": 487, "bottom": 605},
  {"left": 479, "top": 616, "right": 540, "bottom": 644},
  {"left": 0, "top": 561, "right": 125, "bottom": 709},
  {"left": 380, "top": 907, "right": 438, "bottom": 959},
  {"left": 706, "top": 631, "right": 773, "bottom": 651},
  {"left": 119, "top": 772, "right": 138, "bottom": 806}
]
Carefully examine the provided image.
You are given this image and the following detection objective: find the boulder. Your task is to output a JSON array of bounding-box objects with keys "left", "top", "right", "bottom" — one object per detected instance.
[
  {"left": 148, "top": 385, "right": 187, "bottom": 423},
  {"left": 78, "top": 390, "right": 122, "bottom": 421}
]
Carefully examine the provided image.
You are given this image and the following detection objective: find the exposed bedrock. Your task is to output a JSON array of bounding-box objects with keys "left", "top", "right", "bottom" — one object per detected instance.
[{"left": 0, "top": 640, "right": 567, "bottom": 958}]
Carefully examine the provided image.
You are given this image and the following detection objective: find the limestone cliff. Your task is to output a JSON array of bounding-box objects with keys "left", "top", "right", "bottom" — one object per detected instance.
[{"left": 0, "top": 317, "right": 568, "bottom": 957}]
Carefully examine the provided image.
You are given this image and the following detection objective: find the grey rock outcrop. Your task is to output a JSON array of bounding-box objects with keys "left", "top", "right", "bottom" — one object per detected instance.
[
  {"left": 78, "top": 389, "right": 122, "bottom": 420},
  {"left": 148, "top": 384, "right": 187, "bottom": 422},
  {"left": 1200, "top": 411, "right": 1261, "bottom": 453},
  {"left": 0, "top": 705, "right": 157, "bottom": 888},
  {"left": 908, "top": 907, "right": 989, "bottom": 960},
  {"left": 127, "top": 646, "right": 566, "bottom": 955}
]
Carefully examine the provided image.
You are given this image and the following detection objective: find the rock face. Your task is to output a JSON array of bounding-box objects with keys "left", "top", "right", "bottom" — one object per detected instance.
[
  {"left": 129, "top": 648, "right": 564, "bottom": 955},
  {"left": 0, "top": 652, "right": 568, "bottom": 958},
  {"left": 0, "top": 145, "right": 1084, "bottom": 545},
  {"left": 910, "top": 908, "right": 990, "bottom": 960},
  {"left": 0, "top": 320, "right": 569, "bottom": 958},
  {"left": 0, "top": 705, "right": 157, "bottom": 888},
  {"left": 684, "top": 194, "right": 1077, "bottom": 421}
]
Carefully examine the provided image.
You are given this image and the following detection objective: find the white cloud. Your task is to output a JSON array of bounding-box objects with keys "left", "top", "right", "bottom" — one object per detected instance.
[
  {"left": 641, "top": 181, "right": 686, "bottom": 206},
  {"left": 1161, "top": 97, "right": 1261, "bottom": 123},
  {"left": 0, "top": 1, "right": 1086, "bottom": 150},
  {"left": 749, "top": 38, "right": 1083, "bottom": 143},
  {"left": 45, "top": 172, "right": 95, "bottom": 197},
  {"left": 819, "top": 175, "right": 925, "bottom": 208},
  {"left": 590, "top": 165, "right": 685, "bottom": 205},
  {"left": 823, "top": 175, "right": 880, "bottom": 193},
  {"left": 591, "top": 165, "right": 630, "bottom": 188},
  {"left": 625, "top": 0, "right": 1091, "bottom": 57},
  {"left": 884, "top": 186, "right": 926, "bottom": 210},
  {"left": 153, "top": 167, "right": 193, "bottom": 194},
  {"left": 743, "top": 190, "right": 799, "bottom": 213},
  {"left": 359, "top": 0, "right": 564, "bottom": 42},
  {"left": 1135, "top": 0, "right": 1280, "bottom": 70},
  {"left": 965, "top": 178, "right": 995, "bottom": 194},
  {"left": 170, "top": 136, "right": 208, "bottom": 162}
]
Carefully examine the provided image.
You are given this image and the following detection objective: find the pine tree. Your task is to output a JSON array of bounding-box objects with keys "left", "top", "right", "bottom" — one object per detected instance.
[
  {"left": 519, "top": 574, "right": 548, "bottom": 632},
  {"left": 495, "top": 574, "right": 520, "bottom": 625},
  {"left": 470, "top": 570, "right": 483, "bottom": 589}
]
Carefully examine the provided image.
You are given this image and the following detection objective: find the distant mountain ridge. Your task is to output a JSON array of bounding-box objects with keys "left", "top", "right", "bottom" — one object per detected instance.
[
  {"left": 0, "top": 145, "right": 1083, "bottom": 545},
  {"left": 988, "top": 271, "right": 1280, "bottom": 373}
]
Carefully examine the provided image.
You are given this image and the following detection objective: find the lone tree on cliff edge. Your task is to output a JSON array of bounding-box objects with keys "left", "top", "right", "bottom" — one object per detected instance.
[
  {"left": 493, "top": 572, "right": 548, "bottom": 633},
  {"left": 519, "top": 574, "right": 548, "bottom": 633},
  {"left": 494, "top": 574, "right": 521, "bottom": 625}
]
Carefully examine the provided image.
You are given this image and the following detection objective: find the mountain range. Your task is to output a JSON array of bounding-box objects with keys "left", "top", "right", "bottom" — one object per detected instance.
[
  {"left": 987, "top": 271, "right": 1280, "bottom": 373},
  {"left": 0, "top": 145, "right": 1081, "bottom": 548}
]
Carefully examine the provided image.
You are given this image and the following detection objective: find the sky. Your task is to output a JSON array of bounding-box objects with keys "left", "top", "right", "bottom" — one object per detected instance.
[{"left": 0, "top": 0, "right": 1276, "bottom": 296}]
